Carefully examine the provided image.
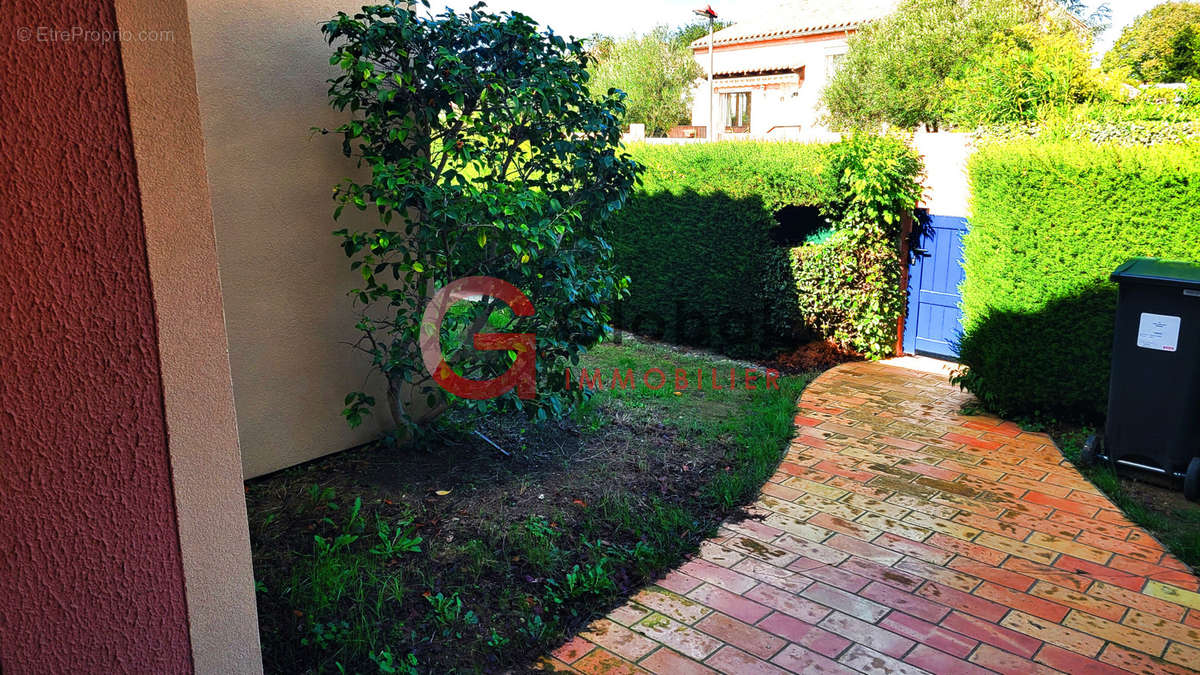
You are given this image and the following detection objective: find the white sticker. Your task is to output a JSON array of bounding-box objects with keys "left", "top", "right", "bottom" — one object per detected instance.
[{"left": 1137, "top": 313, "right": 1181, "bottom": 352}]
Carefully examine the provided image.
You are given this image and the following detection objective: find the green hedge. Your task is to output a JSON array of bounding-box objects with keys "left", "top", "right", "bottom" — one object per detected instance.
[
  {"left": 611, "top": 142, "right": 830, "bottom": 356},
  {"left": 958, "top": 140, "right": 1200, "bottom": 420},
  {"left": 612, "top": 138, "right": 922, "bottom": 358}
]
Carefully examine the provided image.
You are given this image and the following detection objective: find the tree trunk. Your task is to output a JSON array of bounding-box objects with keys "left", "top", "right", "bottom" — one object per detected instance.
[{"left": 387, "top": 373, "right": 448, "bottom": 436}]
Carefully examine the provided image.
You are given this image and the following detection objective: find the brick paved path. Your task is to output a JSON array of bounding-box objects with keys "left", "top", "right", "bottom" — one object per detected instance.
[{"left": 540, "top": 360, "right": 1200, "bottom": 674}]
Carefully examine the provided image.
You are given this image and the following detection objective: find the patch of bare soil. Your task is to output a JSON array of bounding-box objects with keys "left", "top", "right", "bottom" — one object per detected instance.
[{"left": 246, "top": 407, "right": 737, "bottom": 673}]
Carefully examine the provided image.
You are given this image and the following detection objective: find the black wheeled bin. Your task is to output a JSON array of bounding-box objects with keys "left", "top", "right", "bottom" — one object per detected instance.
[{"left": 1099, "top": 258, "right": 1200, "bottom": 499}]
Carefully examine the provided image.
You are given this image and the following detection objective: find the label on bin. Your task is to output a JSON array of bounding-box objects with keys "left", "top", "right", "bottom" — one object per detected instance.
[{"left": 1137, "top": 313, "right": 1181, "bottom": 352}]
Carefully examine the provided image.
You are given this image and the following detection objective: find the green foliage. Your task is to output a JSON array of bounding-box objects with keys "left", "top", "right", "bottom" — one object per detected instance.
[
  {"left": 425, "top": 592, "right": 478, "bottom": 638},
  {"left": 611, "top": 137, "right": 922, "bottom": 358},
  {"left": 946, "top": 25, "right": 1107, "bottom": 126},
  {"left": 670, "top": 20, "right": 731, "bottom": 50},
  {"left": 1102, "top": 2, "right": 1200, "bottom": 82},
  {"left": 369, "top": 515, "right": 422, "bottom": 558},
  {"left": 587, "top": 27, "right": 701, "bottom": 136},
  {"left": 957, "top": 140, "right": 1200, "bottom": 419},
  {"left": 824, "top": 0, "right": 1104, "bottom": 130},
  {"left": 976, "top": 85, "right": 1200, "bottom": 145},
  {"left": 791, "top": 135, "right": 925, "bottom": 358},
  {"left": 791, "top": 233, "right": 904, "bottom": 359},
  {"left": 284, "top": 487, "right": 422, "bottom": 672},
  {"left": 821, "top": 134, "right": 925, "bottom": 238},
  {"left": 610, "top": 141, "right": 829, "bottom": 356},
  {"left": 320, "top": 2, "right": 639, "bottom": 432},
  {"left": 822, "top": 0, "right": 1029, "bottom": 129},
  {"left": 1165, "top": 23, "right": 1200, "bottom": 82}
]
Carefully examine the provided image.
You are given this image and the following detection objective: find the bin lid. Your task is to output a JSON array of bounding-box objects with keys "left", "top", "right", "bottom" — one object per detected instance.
[{"left": 1111, "top": 258, "right": 1200, "bottom": 290}]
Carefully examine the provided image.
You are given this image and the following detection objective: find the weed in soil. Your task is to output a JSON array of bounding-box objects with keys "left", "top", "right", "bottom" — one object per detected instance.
[{"left": 246, "top": 338, "right": 816, "bottom": 673}]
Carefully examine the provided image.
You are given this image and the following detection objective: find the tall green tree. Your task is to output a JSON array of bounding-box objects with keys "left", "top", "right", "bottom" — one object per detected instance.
[
  {"left": 822, "top": 0, "right": 1098, "bottom": 130},
  {"left": 1102, "top": 2, "right": 1200, "bottom": 82},
  {"left": 588, "top": 27, "right": 701, "bottom": 136},
  {"left": 670, "top": 19, "right": 731, "bottom": 50},
  {"left": 1164, "top": 22, "right": 1200, "bottom": 81},
  {"left": 821, "top": 0, "right": 1026, "bottom": 129},
  {"left": 946, "top": 25, "right": 1105, "bottom": 126}
]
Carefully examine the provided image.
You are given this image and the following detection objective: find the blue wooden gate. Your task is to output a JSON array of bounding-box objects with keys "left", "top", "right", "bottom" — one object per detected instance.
[{"left": 904, "top": 214, "right": 968, "bottom": 360}]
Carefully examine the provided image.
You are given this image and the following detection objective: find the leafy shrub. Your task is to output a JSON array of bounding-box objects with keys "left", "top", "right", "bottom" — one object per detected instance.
[
  {"left": 946, "top": 25, "right": 1108, "bottom": 127},
  {"left": 957, "top": 140, "right": 1200, "bottom": 419},
  {"left": 321, "top": 2, "right": 639, "bottom": 432},
  {"left": 791, "top": 233, "right": 903, "bottom": 358},
  {"left": 611, "top": 141, "right": 829, "bottom": 356},
  {"left": 791, "top": 135, "right": 924, "bottom": 358}
]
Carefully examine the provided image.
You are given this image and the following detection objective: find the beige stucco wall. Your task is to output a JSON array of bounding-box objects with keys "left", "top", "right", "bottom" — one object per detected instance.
[
  {"left": 187, "top": 0, "right": 386, "bottom": 478},
  {"left": 113, "top": 0, "right": 263, "bottom": 670}
]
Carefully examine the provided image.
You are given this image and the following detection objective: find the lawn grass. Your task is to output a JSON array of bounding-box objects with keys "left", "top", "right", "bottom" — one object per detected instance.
[
  {"left": 246, "top": 337, "right": 815, "bottom": 673},
  {"left": 1053, "top": 427, "right": 1200, "bottom": 570}
]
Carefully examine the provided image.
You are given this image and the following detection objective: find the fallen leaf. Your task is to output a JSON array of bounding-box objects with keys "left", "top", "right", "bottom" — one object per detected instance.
[
  {"left": 435, "top": 489, "right": 451, "bottom": 496},
  {"left": 572, "top": 499, "right": 588, "bottom": 507}
]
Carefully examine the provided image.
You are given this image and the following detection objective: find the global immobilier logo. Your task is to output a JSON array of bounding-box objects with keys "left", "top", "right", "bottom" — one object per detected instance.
[{"left": 420, "top": 276, "right": 781, "bottom": 401}]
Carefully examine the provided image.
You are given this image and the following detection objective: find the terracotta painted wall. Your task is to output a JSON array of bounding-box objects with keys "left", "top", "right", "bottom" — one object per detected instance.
[
  {"left": 186, "top": 0, "right": 387, "bottom": 478},
  {"left": 0, "top": 0, "right": 193, "bottom": 671}
]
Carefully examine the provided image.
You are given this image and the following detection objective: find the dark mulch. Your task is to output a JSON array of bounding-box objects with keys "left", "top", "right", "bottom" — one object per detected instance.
[
  {"left": 770, "top": 339, "right": 862, "bottom": 373},
  {"left": 246, "top": 339, "right": 813, "bottom": 673}
]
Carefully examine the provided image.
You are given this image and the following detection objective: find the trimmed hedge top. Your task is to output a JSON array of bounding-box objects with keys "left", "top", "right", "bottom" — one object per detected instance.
[
  {"left": 958, "top": 140, "right": 1200, "bottom": 419},
  {"left": 610, "top": 142, "right": 832, "bottom": 356},
  {"left": 629, "top": 141, "right": 831, "bottom": 208}
]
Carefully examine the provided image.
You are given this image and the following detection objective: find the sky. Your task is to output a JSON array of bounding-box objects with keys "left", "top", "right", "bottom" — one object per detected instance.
[{"left": 436, "top": 0, "right": 1167, "bottom": 57}]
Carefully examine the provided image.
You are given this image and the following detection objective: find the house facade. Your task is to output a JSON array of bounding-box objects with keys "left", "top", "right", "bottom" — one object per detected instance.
[{"left": 688, "top": 0, "right": 898, "bottom": 140}]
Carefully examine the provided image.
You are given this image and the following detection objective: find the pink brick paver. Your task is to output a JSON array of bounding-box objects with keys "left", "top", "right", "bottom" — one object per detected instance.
[{"left": 539, "top": 361, "right": 1200, "bottom": 674}]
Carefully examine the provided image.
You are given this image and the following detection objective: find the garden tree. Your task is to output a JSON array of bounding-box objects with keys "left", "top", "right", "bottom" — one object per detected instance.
[
  {"left": 670, "top": 19, "right": 732, "bottom": 50},
  {"left": 587, "top": 27, "right": 701, "bottom": 136},
  {"left": 1164, "top": 23, "right": 1200, "bottom": 81},
  {"left": 1103, "top": 2, "right": 1200, "bottom": 82},
  {"left": 320, "top": 1, "right": 639, "bottom": 434},
  {"left": 822, "top": 0, "right": 1102, "bottom": 129},
  {"left": 946, "top": 25, "right": 1107, "bottom": 126},
  {"left": 822, "top": 0, "right": 1030, "bottom": 129}
]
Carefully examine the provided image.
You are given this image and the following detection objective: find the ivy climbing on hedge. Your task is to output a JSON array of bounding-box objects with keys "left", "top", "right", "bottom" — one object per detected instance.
[
  {"left": 611, "top": 136, "right": 923, "bottom": 359},
  {"left": 792, "top": 135, "right": 925, "bottom": 359}
]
